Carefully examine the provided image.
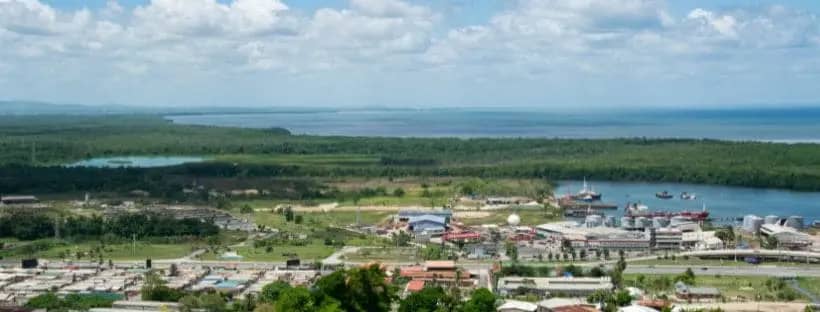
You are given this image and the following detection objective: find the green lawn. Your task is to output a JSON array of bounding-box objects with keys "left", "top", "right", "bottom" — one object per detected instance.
[
  {"left": 343, "top": 247, "right": 422, "bottom": 262},
  {"left": 796, "top": 277, "right": 820, "bottom": 299},
  {"left": 0, "top": 241, "right": 197, "bottom": 261},
  {"left": 201, "top": 244, "right": 336, "bottom": 262},
  {"left": 250, "top": 210, "right": 393, "bottom": 231},
  {"left": 458, "top": 208, "right": 561, "bottom": 226},
  {"left": 631, "top": 257, "right": 820, "bottom": 267},
  {"left": 0, "top": 231, "right": 246, "bottom": 261},
  {"left": 624, "top": 274, "right": 819, "bottom": 302}
]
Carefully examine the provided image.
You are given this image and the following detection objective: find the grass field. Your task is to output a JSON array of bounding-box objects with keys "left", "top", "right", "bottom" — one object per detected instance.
[
  {"left": 624, "top": 274, "right": 820, "bottom": 302},
  {"left": 457, "top": 208, "right": 561, "bottom": 226},
  {"left": 0, "top": 241, "right": 196, "bottom": 261},
  {"left": 631, "top": 258, "right": 820, "bottom": 267},
  {"left": 343, "top": 247, "right": 422, "bottom": 262},
  {"left": 796, "top": 277, "right": 820, "bottom": 299},
  {"left": 201, "top": 244, "right": 336, "bottom": 262},
  {"left": 250, "top": 210, "right": 394, "bottom": 230},
  {"left": 0, "top": 231, "right": 246, "bottom": 261}
]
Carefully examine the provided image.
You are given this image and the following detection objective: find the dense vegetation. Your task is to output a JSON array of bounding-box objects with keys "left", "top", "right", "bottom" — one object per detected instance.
[
  {"left": 139, "top": 263, "right": 498, "bottom": 312},
  {"left": 2, "top": 115, "right": 820, "bottom": 192},
  {"left": 0, "top": 211, "right": 219, "bottom": 241},
  {"left": 25, "top": 293, "right": 120, "bottom": 312}
]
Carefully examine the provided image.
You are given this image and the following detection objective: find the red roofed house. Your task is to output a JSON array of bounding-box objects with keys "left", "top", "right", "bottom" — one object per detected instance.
[{"left": 405, "top": 280, "right": 426, "bottom": 294}]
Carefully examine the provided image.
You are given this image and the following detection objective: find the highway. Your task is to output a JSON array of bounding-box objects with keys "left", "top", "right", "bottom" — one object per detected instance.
[{"left": 625, "top": 264, "right": 820, "bottom": 277}]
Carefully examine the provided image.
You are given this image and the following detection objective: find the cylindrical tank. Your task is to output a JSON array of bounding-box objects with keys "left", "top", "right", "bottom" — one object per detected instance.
[
  {"left": 605, "top": 216, "right": 616, "bottom": 227},
  {"left": 742, "top": 215, "right": 763, "bottom": 233},
  {"left": 785, "top": 216, "right": 804, "bottom": 229},
  {"left": 585, "top": 215, "right": 603, "bottom": 227},
  {"left": 764, "top": 215, "right": 779, "bottom": 225},
  {"left": 652, "top": 216, "right": 669, "bottom": 228},
  {"left": 620, "top": 217, "right": 633, "bottom": 228},
  {"left": 507, "top": 214, "right": 521, "bottom": 226}
]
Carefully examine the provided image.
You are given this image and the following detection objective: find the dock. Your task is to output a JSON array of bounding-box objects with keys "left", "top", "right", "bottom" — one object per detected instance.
[{"left": 559, "top": 198, "right": 618, "bottom": 210}]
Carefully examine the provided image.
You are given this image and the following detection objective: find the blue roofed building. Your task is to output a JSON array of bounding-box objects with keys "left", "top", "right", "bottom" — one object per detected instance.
[
  {"left": 408, "top": 215, "right": 447, "bottom": 233},
  {"left": 398, "top": 209, "right": 452, "bottom": 223}
]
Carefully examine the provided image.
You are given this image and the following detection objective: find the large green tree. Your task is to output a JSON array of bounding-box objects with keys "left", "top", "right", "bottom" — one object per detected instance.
[
  {"left": 259, "top": 281, "right": 291, "bottom": 303},
  {"left": 461, "top": 288, "right": 496, "bottom": 312}
]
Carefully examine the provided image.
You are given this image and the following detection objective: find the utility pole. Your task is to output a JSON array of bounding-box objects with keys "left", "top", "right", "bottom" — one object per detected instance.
[{"left": 54, "top": 218, "right": 61, "bottom": 239}]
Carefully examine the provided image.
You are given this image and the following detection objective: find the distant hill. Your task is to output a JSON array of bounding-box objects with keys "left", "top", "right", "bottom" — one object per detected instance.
[
  {"left": 0, "top": 100, "right": 341, "bottom": 116},
  {"left": 0, "top": 100, "right": 142, "bottom": 115}
]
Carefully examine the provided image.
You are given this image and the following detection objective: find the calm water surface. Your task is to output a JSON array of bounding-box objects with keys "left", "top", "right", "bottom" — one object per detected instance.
[
  {"left": 556, "top": 180, "right": 820, "bottom": 224},
  {"left": 167, "top": 108, "right": 820, "bottom": 141},
  {"left": 68, "top": 156, "right": 204, "bottom": 168}
]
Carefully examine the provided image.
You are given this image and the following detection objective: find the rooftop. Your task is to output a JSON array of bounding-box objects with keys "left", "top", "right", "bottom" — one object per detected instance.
[
  {"left": 498, "top": 300, "right": 538, "bottom": 312},
  {"left": 538, "top": 298, "right": 586, "bottom": 309},
  {"left": 408, "top": 215, "right": 447, "bottom": 225},
  {"left": 425, "top": 261, "right": 456, "bottom": 270},
  {"left": 405, "top": 280, "right": 425, "bottom": 292}
]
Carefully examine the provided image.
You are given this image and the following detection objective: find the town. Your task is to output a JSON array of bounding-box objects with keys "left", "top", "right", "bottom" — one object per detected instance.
[{"left": 2, "top": 190, "right": 819, "bottom": 312}]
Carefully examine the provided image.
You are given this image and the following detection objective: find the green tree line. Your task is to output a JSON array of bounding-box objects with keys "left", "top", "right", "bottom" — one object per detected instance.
[
  {"left": 0, "top": 211, "right": 219, "bottom": 241},
  {"left": 3, "top": 115, "right": 820, "bottom": 191}
]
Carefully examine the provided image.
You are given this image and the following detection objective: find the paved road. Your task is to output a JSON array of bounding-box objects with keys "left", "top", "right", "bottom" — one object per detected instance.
[
  {"left": 625, "top": 265, "right": 820, "bottom": 277},
  {"left": 323, "top": 246, "right": 360, "bottom": 266}
]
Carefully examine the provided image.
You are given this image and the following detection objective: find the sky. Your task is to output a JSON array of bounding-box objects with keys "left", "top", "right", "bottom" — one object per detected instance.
[{"left": 1, "top": 0, "right": 820, "bottom": 109}]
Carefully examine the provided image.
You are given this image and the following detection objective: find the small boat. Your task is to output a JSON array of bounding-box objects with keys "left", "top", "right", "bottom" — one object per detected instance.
[
  {"left": 626, "top": 202, "right": 649, "bottom": 213},
  {"left": 655, "top": 191, "right": 673, "bottom": 199},
  {"left": 680, "top": 192, "right": 697, "bottom": 200},
  {"left": 573, "top": 178, "right": 602, "bottom": 201}
]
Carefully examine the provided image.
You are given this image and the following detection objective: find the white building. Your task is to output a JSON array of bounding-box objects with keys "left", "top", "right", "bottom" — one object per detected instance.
[{"left": 497, "top": 277, "right": 613, "bottom": 298}]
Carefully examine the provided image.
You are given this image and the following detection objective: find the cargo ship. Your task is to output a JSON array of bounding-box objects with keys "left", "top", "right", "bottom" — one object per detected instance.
[{"left": 624, "top": 202, "right": 709, "bottom": 221}]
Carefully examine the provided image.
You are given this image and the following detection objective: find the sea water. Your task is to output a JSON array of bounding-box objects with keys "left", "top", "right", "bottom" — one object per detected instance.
[{"left": 167, "top": 107, "right": 820, "bottom": 142}]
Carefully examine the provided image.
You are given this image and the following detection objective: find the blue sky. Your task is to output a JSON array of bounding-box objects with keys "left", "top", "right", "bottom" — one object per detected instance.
[{"left": 2, "top": 0, "right": 820, "bottom": 109}]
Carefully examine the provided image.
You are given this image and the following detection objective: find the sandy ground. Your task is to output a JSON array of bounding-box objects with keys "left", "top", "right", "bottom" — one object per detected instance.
[{"left": 676, "top": 302, "right": 810, "bottom": 312}]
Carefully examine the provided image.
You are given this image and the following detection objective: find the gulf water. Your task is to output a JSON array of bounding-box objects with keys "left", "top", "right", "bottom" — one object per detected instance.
[
  {"left": 167, "top": 107, "right": 820, "bottom": 142},
  {"left": 556, "top": 180, "right": 820, "bottom": 224}
]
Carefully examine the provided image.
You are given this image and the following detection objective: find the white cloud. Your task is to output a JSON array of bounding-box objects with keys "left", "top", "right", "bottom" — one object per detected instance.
[{"left": 1, "top": 0, "right": 820, "bottom": 107}]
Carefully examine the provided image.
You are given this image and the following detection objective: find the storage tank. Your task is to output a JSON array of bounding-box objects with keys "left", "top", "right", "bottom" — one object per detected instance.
[
  {"left": 742, "top": 215, "right": 763, "bottom": 233},
  {"left": 634, "top": 217, "right": 649, "bottom": 229},
  {"left": 620, "top": 217, "right": 633, "bottom": 229},
  {"left": 507, "top": 213, "right": 521, "bottom": 226},
  {"left": 764, "top": 215, "right": 779, "bottom": 225},
  {"left": 585, "top": 215, "right": 603, "bottom": 227},
  {"left": 605, "top": 216, "right": 617, "bottom": 227},
  {"left": 785, "top": 216, "right": 804, "bottom": 229},
  {"left": 652, "top": 216, "right": 670, "bottom": 228}
]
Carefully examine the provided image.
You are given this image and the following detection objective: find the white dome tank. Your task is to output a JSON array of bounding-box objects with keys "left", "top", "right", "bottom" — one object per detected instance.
[{"left": 507, "top": 213, "right": 521, "bottom": 226}]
